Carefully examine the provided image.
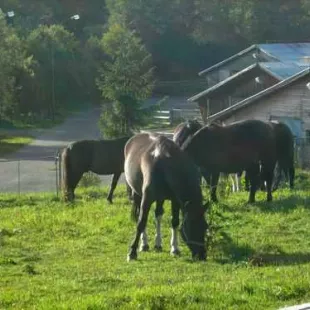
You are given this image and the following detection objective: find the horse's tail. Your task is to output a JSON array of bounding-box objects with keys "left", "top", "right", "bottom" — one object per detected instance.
[{"left": 62, "top": 147, "right": 72, "bottom": 201}]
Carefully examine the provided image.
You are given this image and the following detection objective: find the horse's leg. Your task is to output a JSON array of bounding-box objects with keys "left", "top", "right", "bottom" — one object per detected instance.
[
  {"left": 154, "top": 199, "right": 164, "bottom": 252},
  {"left": 126, "top": 180, "right": 133, "bottom": 201},
  {"left": 229, "top": 174, "right": 235, "bottom": 193},
  {"left": 210, "top": 172, "right": 219, "bottom": 203},
  {"left": 107, "top": 172, "right": 121, "bottom": 204},
  {"left": 272, "top": 162, "right": 281, "bottom": 191},
  {"left": 247, "top": 164, "right": 260, "bottom": 203},
  {"left": 235, "top": 173, "right": 240, "bottom": 192},
  {"left": 261, "top": 162, "right": 275, "bottom": 202},
  {"left": 289, "top": 164, "right": 295, "bottom": 190},
  {"left": 127, "top": 190, "right": 153, "bottom": 261},
  {"left": 134, "top": 187, "right": 149, "bottom": 253},
  {"left": 139, "top": 229, "right": 149, "bottom": 252},
  {"left": 170, "top": 199, "right": 181, "bottom": 256},
  {"left": 244, "top": 170, "right": 250, "bottom": 192},
  {"left": 200, "top": 167, "right": 210, "bottom": 188},
  {"left": 68, "top": 170, "right": 84, "bottom": 201}
]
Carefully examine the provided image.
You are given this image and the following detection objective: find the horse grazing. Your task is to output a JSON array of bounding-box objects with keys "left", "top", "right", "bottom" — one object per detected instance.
[
  {"left": 124, "top": 132, "right": 208, "bottom": 261},
  {"left": 62, "top": 136, "right": 131, "bottom": 202},
  {"left": 181, "top": 119, "right": 277, "bottom": 203},
  {"left": 173, "top": 119, "right": 243, "bottom": 195}
]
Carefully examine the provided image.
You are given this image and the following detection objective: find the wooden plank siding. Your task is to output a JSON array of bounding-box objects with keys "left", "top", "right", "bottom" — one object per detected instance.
[
  {"left": 198, "top": 70, "right": 278, "bottom": 118},
  {"left": 219, "top": 76, "right": 310, "bottom": 168},
  {"left": 221, "top": 78, "right": 310, "bottom": 129}
]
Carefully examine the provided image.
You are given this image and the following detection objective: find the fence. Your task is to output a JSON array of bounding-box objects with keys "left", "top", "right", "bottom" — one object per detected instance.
[
  {"left": 1, "top": 138, "right": 310, "bottom": 195},
  {"left": 154, "top": 108, "right": 202, "bottom": 125}
]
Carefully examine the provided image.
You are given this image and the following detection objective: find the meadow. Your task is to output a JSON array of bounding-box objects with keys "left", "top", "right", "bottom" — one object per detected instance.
[{"left": 1, "top": 175, "right": 310, "bottom": 310}]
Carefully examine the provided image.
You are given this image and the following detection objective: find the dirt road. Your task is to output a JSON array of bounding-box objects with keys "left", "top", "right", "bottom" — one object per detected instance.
[{"left": 0, "top": 106, "right": 125, "bottom": 194}]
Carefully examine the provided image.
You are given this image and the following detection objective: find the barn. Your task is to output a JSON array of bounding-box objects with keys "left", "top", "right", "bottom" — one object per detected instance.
[{"left": 188, "top": 43, "right": 310, "bottom": 167}]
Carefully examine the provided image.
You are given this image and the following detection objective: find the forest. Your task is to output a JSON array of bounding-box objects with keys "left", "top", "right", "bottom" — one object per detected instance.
[{"left": 1, "top": 0, "right": 310, "bottom": 134}]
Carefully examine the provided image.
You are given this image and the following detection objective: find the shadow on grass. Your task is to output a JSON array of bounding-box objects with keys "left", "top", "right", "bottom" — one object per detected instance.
[
  {"left": 213, "top": 231, "right": 310, "bottom": 266},
  {"left": 0, "top": 195, "right": 61, "bottom": 209},
  {"left": 252, "top": 193, "right": 310, "bottom": 213}
]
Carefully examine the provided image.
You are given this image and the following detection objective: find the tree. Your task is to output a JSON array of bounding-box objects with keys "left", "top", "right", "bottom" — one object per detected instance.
[
  {"left": 0, "top": 10, "right": 33, "bottom": 121},
  {"left": 24, "top": 24, "right": 80, "bottom": 119},
  {"left": 96, "top": 23, "right": 155, "bottom": 138}
]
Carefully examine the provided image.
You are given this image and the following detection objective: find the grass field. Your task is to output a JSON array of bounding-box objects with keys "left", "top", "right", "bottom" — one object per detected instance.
[
  {"left": 0, "top": 134, "right": 33, "bottom": 156},
  {"left": 1, "top": 183, "right": 310, "bottom": 309}
]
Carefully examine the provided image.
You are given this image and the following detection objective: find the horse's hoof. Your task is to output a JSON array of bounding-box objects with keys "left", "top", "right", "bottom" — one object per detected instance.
[
  {"left": 154, "top": 245, "right": 163, "bottom": 252},
  {"left": 139, "top": 244, "right": 150, "bottom": 252},
  {"left": 170, "top": 249, "right": 181, "bottom": 256},
  {"left": 107, "top": 197, "right": 113, "bottom": 204},
  {"left": 127, "top": 252, "right": 137, "bottom": 262}
]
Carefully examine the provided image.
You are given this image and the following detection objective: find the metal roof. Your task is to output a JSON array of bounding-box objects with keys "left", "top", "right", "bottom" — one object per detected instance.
[
  {"left": 258, "top": 43, "right": 310, "bottom": 65},
  {"left": 259, "top": 62, "right": 302, "bottom": 80},
  {"left": 199, "top": 43, "right": 310, "bottom": 79}
]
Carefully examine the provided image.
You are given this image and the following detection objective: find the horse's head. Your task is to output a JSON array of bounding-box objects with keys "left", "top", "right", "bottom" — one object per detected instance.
[
  {"left": 180, "top": 201, "right": 208, "bottom": 261},
  {"left": 173, "top": 120, "right": 202, "bottom": 148}
]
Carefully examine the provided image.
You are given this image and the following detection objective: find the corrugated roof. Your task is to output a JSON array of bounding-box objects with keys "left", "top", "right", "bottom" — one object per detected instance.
[
  {"left": 199, "top": 43, "right": 310, "bottom": 79},
  {"left": 259, "top": 62, "right": 302, "bottom": 80},
  {"left": 258, "top": 43, "right": 310, "bottom": 64}
]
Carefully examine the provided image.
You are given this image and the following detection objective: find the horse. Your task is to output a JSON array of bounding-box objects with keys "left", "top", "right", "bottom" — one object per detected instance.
[
  {"left": 62, "top": 136, "right": 131, "bottom": 203},
  {"left": 124, "top": 132, "right": 208, "bottom": 261},
  {"left": 173, "top": 119, "right": 244, "bottom": 195},
  {"left": 181, "top": 119, "right": 277, "bottom": 203},
  {"left": 267, "top": 120, "right": 295, "bottom": 191}
]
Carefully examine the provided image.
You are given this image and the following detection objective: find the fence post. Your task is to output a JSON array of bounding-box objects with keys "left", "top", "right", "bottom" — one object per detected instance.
[
  {"left": 58, "top": 149, "right": 62, "bottom": 192},
  {"left": 55, "top": 151, "right": 59, "bottom": 198},
  {"left": 17, "top": 159, "right": 20, "bottom": 195}
]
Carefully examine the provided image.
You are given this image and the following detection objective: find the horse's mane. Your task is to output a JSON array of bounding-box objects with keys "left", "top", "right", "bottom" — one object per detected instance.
[
  {"left": 173, "top": 119, "right": 202, "bottom": 147},
  {"left": 150, "top": 134, "right": 181, "bottom": 158}
]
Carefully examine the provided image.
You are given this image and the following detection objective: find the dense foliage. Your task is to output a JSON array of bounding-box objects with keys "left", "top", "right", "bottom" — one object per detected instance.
[{"left": 1, "top": 1, "right": 310, "bottom": 127}]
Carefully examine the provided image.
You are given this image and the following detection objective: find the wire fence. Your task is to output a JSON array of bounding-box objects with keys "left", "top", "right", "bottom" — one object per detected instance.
[{"left": 0, "top": 137, "right": 309, "bottom": 197}]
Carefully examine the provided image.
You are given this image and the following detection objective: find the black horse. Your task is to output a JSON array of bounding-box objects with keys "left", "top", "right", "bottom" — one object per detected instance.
[
  {"left": 62, "top": 136, "right": 131, "bottom": 202},
  {"left": 267, "top": 120, "right": 295, "bottom": 190},
  {"left": 124, "top": 132, "right": 208, "bottom": 261},
  {"left": 181, "top": 119, "right": 277, "bottom": 203}
]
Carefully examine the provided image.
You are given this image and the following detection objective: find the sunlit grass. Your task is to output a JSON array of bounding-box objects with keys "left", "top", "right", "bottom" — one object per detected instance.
[
  {"left": 1, "top": 184, "right": 310, "bottom": 309},
  {"left": 0, "top": 134, "right": 33, "bottom": 156}
]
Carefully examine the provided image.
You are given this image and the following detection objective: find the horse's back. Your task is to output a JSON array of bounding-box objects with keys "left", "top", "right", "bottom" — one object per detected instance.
[
  {"left": 184, "top": 119, "right": 276, "bottom": 172},
  {"left": 67, "top": 136, "right": 130, "bottom": 174},
  {"left": 125, "top": 132, "right": 201, "bottom": 200}
]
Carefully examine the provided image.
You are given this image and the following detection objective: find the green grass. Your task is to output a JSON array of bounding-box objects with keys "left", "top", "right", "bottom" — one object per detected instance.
[
  {"left": 1, "top": 185, "right": 310, "bottom": 309},
  {"left": 0, "top": 134, "right": 33, "bottom": 156}
]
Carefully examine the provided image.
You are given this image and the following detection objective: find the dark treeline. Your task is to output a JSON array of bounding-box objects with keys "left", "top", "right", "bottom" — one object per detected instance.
[{"left": 1, "top": 0, "right": 310, "bottom": 128}]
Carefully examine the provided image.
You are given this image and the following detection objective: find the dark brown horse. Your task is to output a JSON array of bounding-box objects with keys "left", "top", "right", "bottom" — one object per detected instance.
[
  {"left": 181, "top": 119, "right": 277, "bottom": 203},
  {"left": 124, "top": 132, "right": 208, "bottom": 261},
  {"left": 173, "top": 120, "right": 243, "bottom": 197},
  {"left": 62, "top": 136, "right": 131, "bottom": 202},
  {"left": 268, "top": 120, "right": 295, "bottom": 190}
]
